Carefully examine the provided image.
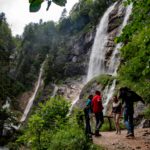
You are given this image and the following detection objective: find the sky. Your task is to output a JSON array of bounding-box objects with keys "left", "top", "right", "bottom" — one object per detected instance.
[{"left": 0, "top": 0, "right": 79, "bottom": 36}]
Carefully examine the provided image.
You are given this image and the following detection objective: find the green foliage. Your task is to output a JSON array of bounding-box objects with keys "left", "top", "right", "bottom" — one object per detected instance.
[
  {"left": 29, "top": 0, "right": 43, "bottom": 12},
  {"left": 18, "top": 96, "right": 70, "bottom": 149},
  {"left": 49, "top": 122, "right": 87, "bottom": 150},
  {"left": 100, "top": 118, "right": 125, "bottom": 132},
  {"left": 58, "top": 0, "right": 112, "bottom": 34},
  {"left": 0, "top": 108, "right": 19, "bottom": 145},
  {"left": 29, "top": 0, "right": 67, "bottom": 12},
  {"left": 143, "top": 106, "right": 150, "bottom": 119},
  {"left": 17, "top": 96, "right": 98, "bottom": 150},
  {"left": 0, "top": 12, "right": 25, "bottom": 105},
  {"left": 16, "top": 21, "right": 57, "bottom": 88},
  {"left": 117, "top": 0, "right": 150, "bottom": 103},
  {"left": 95, "top": 74, "right": 114, "bottom": 87}
]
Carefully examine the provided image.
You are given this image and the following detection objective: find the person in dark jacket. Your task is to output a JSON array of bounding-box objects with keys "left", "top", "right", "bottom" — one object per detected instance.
[
  {"left": 111, "top": 95, "right": 122, "bottom": 134},
  {"left": 92, "top": 91, "right": 104, "bottom": 136},
  {"left": 118, "top": 87, "right": 145, "bottom": 137},
  {"left": 84, "top": 95, "right": 93, "bottom": 137}
]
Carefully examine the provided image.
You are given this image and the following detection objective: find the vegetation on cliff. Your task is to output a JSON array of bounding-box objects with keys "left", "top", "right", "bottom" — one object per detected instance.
[{"left": 117, "top": 0, "right": 150, "bottom": 104}]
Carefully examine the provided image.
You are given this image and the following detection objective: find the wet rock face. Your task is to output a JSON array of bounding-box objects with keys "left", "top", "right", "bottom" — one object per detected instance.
[
  {"left": 104, "top": 1, "right": 126, "bottom": 69},
  {"left": 65, "top": 1, "right": 126, "bottom": 77},
  {"left": 65, "top": 30, "right": 96, "bottom": 77}
]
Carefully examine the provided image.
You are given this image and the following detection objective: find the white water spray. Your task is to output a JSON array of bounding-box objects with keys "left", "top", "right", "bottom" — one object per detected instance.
[
  {"left": 51, "top": 84, "right": 58, "bottom": 97},
  {"left": 2, "top": 97, "right": 11, "bottom": 109},
  {"left": 87, "top": 2, "right": 117, "bottom": 82},
  {"left": 86, "top": 1, "right": 133, "bottom": 114},
  {"left": 108, "top": 3, "right": 133, "bottom": 75},
  {"left": 20, "top": 60, "right": 46, "bottom": 122},
  {"left": 103, "top": 79, "right": 116, "bottom": 114}
]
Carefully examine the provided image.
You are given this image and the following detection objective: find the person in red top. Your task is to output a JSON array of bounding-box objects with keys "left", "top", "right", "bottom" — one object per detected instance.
[{"left": 92, "top": 90, "right": 104, "bottom": 136}]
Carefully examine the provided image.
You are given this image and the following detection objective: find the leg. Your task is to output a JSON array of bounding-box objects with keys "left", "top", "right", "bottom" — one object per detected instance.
[
  {"left": 94, "top": 113, "right": 101, "bottom": 136},
  {"left": 128, "top": 112, "right": 134, "bottom": 136},
  {"left": 95, "top": 113, "right": 100, "bottom": 131},
  {"left": 113, "top": 113, "right": 118, "bottom": 133},
  {"left": 124, "top": 110, "right": 130, "bottom": 135},
  {"left": 85, "top": 116, "right": 91, "bottom": 135},
  {"left": 116, "top": 113, "right": 121, "bottom": 134}
]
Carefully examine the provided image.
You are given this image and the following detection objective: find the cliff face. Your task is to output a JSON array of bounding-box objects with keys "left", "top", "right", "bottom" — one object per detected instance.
[
  {"left": 63, "top": 1, "right": 125, "bottom": 77},
  {"left": 64, "top": 29, "right": 96, "bottom": 77},
  {"left": 40, "top": 0, "right": 127, "bottom": 104},
  {"left": 74, "top": 1, "right": 127, "bottom": 111}
]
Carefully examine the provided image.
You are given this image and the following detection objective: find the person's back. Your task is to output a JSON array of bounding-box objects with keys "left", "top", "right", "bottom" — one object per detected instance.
[
  {"left": 119, "top": 87, "right": 134, "bottom": 113},
  {"left": 118, "top": 87, "right": 145, "bottom": 137},
  {"left": 92, "top": 91, "right": 104, "bottom": 136},
  {"left": 92, "top": 93, "right": 103, "bottom": 113}
]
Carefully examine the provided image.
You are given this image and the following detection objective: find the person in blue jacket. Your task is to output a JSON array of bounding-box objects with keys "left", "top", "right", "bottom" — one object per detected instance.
[{"left": 84, "top": 95, "right": 93, "bottom": 137}]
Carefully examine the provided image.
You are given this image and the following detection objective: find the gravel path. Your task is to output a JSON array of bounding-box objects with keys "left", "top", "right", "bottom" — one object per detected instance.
[{"left": 93, "top": 128, "right": 150, "bottom": 150}]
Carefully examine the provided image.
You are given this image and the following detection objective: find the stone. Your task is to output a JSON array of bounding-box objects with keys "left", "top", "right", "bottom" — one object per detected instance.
[{"left": 140, "top": 119, "right": 150, "bottom": 128}]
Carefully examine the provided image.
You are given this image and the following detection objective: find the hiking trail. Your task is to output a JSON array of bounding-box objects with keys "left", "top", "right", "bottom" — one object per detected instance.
[{"left": 93, "top": 128, "right": 150, "bottom": 150}]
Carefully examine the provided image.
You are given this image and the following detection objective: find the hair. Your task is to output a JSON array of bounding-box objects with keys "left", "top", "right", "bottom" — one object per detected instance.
[
  {"left": 95, "top": 90, "right": 101, "bottom": 95},
  {"left": 88, "top": 95, "right": 93, "bottom": 100},
  {"left": 113, "top": 95, "right": 118, "bottom": 103}
]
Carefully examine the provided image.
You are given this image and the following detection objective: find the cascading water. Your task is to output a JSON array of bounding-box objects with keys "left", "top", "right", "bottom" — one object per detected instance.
[
  {"left": 68, "top": 94, "right": 80, "bottom": 116},
  {"left": 20, "top": 60, "right": 46, "bottom": 122},
  {"left": 70, "top": 2, "right": 118, "bottom": 113},
  {"left": 102, "top": 79, "right": 116, "bottom": 114},
  {"left": 2, "top": 97, "right": 11, "bottom": 109},
  {"left": 108, "top": 3, "right": 133, "bottom": 75},
  {"left": 87, "top": 2, "right": 117, "bottom": 82},
  {"left": 86, "top": 1, "right": 133, "bottom": 114},
  {"left": 65, "top": 1, "right": 132, "bottom": 114},
  {"left": 51, "top": 84, "right": 58, "bottom": 97}
]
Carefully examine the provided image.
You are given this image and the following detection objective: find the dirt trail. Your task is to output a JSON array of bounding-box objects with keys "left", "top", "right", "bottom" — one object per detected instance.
[{"left": 93, "top": 128, "right": 150, "bottom": 150}]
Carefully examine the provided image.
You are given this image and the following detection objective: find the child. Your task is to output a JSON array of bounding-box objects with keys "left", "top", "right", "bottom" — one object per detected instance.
[{"left": 111, "top": 95, "right": 122, "bottom": 134}]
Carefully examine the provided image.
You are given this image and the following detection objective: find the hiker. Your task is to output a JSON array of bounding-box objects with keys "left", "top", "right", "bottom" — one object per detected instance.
[
  {"left": 92, "top": 90, "right": 104, "bottom": 136},
  {"left": 118, "top": 87, "right": 145, "bottom": 137},
  {"left": 84, "top": 95, "right": 93, "bottom": 137},
  {"left": 111, "top": 95, "right": 122, "bottom": 134}
]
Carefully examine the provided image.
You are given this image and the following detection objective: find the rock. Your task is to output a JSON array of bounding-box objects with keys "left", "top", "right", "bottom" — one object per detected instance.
[
  {"left": 134, "top": 102, "right": 145, "bottom": 118},
  {"left": 72, "top": 56, "right": 77, "bottom": 62},
  {"left": 136, "top": 146, "right": 141, "bottom": 149},
  {"left": 138, "top": 119, "right": 150, "bottom": 128},
  {"left": 65, "top": 29, "right": 95, "bottom": 77}
]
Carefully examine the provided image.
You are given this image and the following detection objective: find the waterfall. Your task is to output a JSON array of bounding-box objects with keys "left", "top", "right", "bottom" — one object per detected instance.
[
  {"left": 67, "top": 94, "right": 80, "bottom": 116},
  {"left": 51, "top": 84, "right": 58, "bottom": 97},
  {"left": 86, "top": 1, "right": 133, "bottom": 114},
  {"left": 87, "top": 2, "right": 117, "bottom": 82},
  {"left": 108, "top": 3, "right": 133, "bottom": 75},
  {"left": 67, "top": 1, "right": 132, "bottom": 115},
  {"left": 20, "top": 60, "right": 46, "bottom": 122},
  {"left": 103, "top": 79, "right": 116, "bottom": 114},
  {"left": 2, "top": 97, "right": 11, "bottom": 109}
]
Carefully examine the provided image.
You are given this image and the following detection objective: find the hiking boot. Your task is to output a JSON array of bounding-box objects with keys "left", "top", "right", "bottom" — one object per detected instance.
[
  {"left": 95, "top": 131, "right": 102, "bottom": 137},
  {"left": 126, "top": 133, "right": 134, "bottom": 137},
  {"left": 90, "top": 132, "right": 95, "bottom": 135}
]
